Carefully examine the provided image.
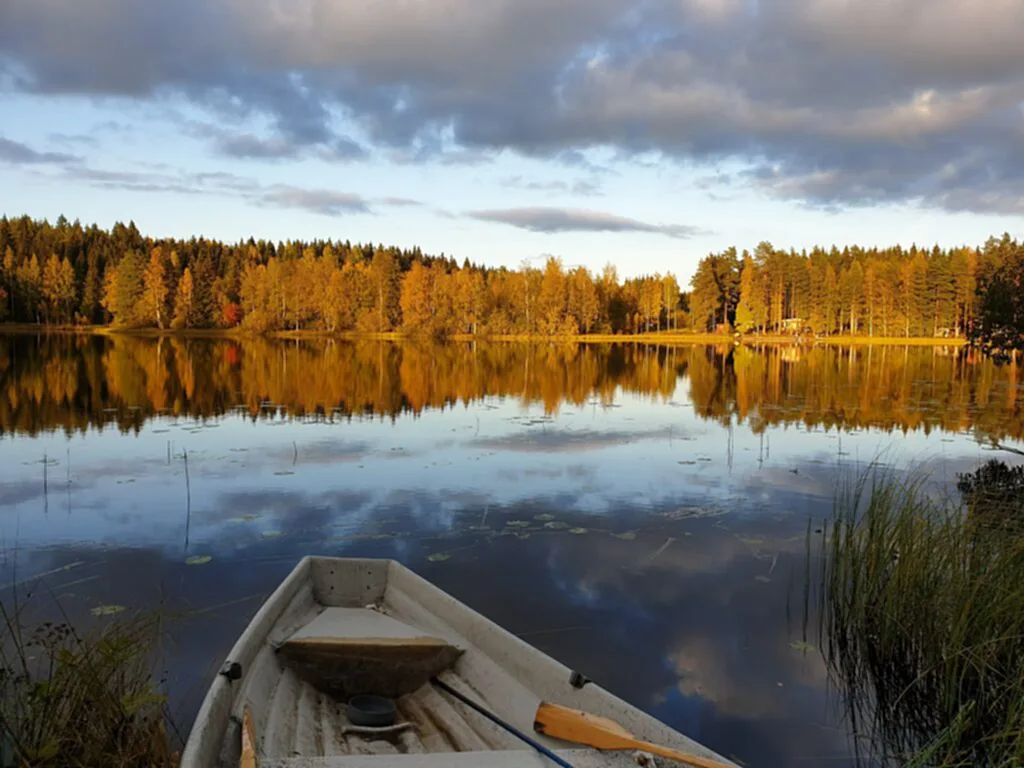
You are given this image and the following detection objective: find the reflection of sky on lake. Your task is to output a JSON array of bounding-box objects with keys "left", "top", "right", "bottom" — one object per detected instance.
[
  {"left": 2, "top": 379, "right": 1010, "bottom": 550},
  {"left": 3, "top": 368, "right": 1023, "bottom": 768}
]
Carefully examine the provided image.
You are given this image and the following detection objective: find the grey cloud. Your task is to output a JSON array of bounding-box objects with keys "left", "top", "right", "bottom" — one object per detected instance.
[
  {"left": 378, "top": 196, "right": 421, "bottom": 207},
  {"left": 0, "top": 136, "right": 79, "bottom": 164},
  {"left": 260, "top": 185, "right": 372, "bottom": 216},
  {"left": 9, "top": 137, "right": 378, "bottom": 215},
  {"left": 3, "top": 0, "right": 1024, "bottom": 211},
  {"left": 571, "top": 179, "right": 603, "bottom": 197},
  {"left": 192, "top": 122, "right": 368, "bottom": 161},
  {"left": 554, "top": 150, "right": 616, "bottom": 176},
  {"left": 467, "top": 207, "right": 703, "bottom": 238},
  {"left": 58, "top": 165, "right": 260, "bottom": 198},
  {"left": 318, "top": 137, "right": 369, "bottom": 162},
  {"left": 48, "top": 132, "right": 98, "bottom": 147},
  {"left": 216, "top": 132, "right": 301, "bottom": 160},
  {"left": 502, "top": 176, "right": 603, "bottom": 197}
]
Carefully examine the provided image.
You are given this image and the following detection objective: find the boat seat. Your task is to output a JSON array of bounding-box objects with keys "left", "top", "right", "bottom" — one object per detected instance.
[{"left": 276, "top": 608, "right": 464, "bottom": 699}]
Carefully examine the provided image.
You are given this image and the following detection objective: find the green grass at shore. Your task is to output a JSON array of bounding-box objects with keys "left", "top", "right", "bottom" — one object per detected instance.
[{"left": 0, "top": 599, "right": 177, "bottom": 767}]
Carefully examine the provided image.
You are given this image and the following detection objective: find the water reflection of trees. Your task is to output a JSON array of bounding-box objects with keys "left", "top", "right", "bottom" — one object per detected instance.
[
  {"left": 0, "top": 335, "right": 1021, "bottom": 440},
  {"left": 684, "top": 344, "right": 1021, "bottom": 440}
]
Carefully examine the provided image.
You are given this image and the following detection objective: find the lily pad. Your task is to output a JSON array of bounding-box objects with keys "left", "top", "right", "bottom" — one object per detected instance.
[
  {"left": 544, "top": 521, "right": 570, "bottom": 530},
  {"left": 662, "top": 506, "right": 726, "bottom": 520},
  {"left": 568, "top": 528, "right": 588, "bottom": 535},
  {"left": 185, "top": 555, "right": 212, "bottom": 566},
  {"left": 789, "top": 641, "right": 816, "bottom": 653},
  {"left": 91, "top": 605, "right": 126, "bottom": 617},
  {"left": 427, "top": 552, "right": 451, "bottom": 563},
  {"left": 506, "top": 520, "right": 531, "bottom": 528},
  {"left": 533, "top": 514, "right": 556, "bottom": 522},
  {"left": 228, "top": 514, "right": 262, "bottom": 523},
  {"left": 612, "top": 531, "right": 638, "bottom": 540}
]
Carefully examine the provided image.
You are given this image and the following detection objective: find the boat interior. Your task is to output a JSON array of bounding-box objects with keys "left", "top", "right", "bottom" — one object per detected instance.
[{"left": 183, "top": 557, "right": 732, "bottom": 768}]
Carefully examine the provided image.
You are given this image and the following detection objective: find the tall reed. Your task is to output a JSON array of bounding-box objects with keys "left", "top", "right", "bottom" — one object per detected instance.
[{"left": 818, "top": 464, "right": 1024, "bottom": 767}]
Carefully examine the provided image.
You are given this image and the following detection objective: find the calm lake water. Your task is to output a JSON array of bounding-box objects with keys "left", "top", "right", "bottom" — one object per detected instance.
[{"left": 2, "top": 333, "right": 1023, "bottom": 766}]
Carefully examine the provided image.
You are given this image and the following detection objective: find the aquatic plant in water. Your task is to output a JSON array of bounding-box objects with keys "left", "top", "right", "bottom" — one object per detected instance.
[
  {"left": 817, "top": 462, "right": 1024, "bottom": 766},
  {"left": 0, "top": 597, "right": 177, "bottom": 766}
]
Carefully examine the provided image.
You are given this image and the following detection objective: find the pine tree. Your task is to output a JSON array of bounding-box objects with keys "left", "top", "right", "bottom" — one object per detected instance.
[
  {"left": 735, "top": 255, "right": 757, "bottom": 333},
  {"left": 370, "top": 248, "right": 400, "bottom": 332},
  {"left": 190, "top": 257, "right": 218, "bottom": 328},
  {"left": 661, "top": 274, "right": 681, "bottom": 332},
  {"left": 141, "top": 248, "right": 171, "bottom": 329},
  {"left": 2, "top": 246, "right": 15, "bottom": 321},
  {"left": 841, "top": 261, "right": 865, "bottom": 334},
  {"left": 824, "top": 263, "right": 839, "bottom": 335},
  {"left": 927, "top": 249, "right": 955, "bottom": 336},
  {"left": 399, "top": 260, "right": 435, "bottom": 334},
  {"left": 172, "top": 267, "right": 194, "bottom": 329},
  {"left": 57, "top": 257, "right": 76, "bottom": 323},
  {"left": 16, "top": 255, "right": 42, "bottom": 323},
  {"left": 538, "top": 257, "right": 567, "bottom": 334},
  {"left": 42, "top": 254, "right": 63, "bottom": 324}
]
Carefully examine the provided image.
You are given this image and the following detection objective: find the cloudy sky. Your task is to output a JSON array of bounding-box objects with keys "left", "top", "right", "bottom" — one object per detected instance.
[{"left": 2, "top": 0, "right": 1023, "bottom": 281}]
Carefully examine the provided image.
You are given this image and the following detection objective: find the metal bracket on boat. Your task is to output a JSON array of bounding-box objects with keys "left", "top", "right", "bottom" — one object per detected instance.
[
  {"left": 569, "top": 670, "right": 591, "bottom": 689},
  {"left": 219, "top": 660, "right": 243, "bottom": 681}
]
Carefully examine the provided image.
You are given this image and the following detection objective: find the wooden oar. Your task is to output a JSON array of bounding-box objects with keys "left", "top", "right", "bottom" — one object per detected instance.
[
  {"left": 240, "top": 707, "right": 258, "bottom": 768},
  {"left": 534, "top": 702, "right": 733, "bottom": 768},
  {"left": 432, "top": 677, "right": 575, "bottom": 768}
]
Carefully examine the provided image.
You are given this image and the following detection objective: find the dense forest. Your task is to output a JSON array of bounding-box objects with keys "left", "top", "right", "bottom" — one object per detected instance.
[
  {"left": 690, "top": 237, "right": 1024, "bottom": 342},
  {"left": 0, "top": 216, "right": 1022, "bottom": 343},
  {"left": 1, "top": 335, "right": 1020, "bottom": 441},
  {"left": 0, "top": 216, "right": 679, "bottom": 336}
]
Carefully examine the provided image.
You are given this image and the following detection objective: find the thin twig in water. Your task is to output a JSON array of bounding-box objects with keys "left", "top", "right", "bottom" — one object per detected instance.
[
  {"left": 643, "top": 537, "right": 675, "bottom": 565},
  {"left": 183, "top": 449, "right": 192, "bottom": 550},
  {"left": 990, "top": 440, "right": 1024, "bottom": 457}
]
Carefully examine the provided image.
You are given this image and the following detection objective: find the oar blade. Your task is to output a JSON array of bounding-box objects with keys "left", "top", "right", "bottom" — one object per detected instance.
[
  {"left": 534, "top": 701, "right": 634, "bottom": 748},
  {"left": 535, "top": 701, "right": 735, "bottom": 768}
]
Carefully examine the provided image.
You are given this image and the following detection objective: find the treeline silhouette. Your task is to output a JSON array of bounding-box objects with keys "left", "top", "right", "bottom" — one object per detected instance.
[
  {"left": 3, "top": 216, "right": 1023, "bottom": 342},
  {"left": 0, "top": 216, "right": 680, "bottom": 335},
  {"left": 690, "top": 235, "right": 1024, "bottom": 339},
  {"left": 1, "top": 335, "right": 1020, "bottom": 440}
]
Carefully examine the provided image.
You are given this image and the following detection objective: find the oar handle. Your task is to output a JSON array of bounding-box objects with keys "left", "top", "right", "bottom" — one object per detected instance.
[
  {"left": 637, "top": 739, "right": 734, "bottom": 768},
  {"left": 431, "top": 677, "right": 575, "bottom": 768}
]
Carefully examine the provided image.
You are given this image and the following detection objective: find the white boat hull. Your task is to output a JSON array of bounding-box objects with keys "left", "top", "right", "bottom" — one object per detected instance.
[{"left": 181, "top": 557, "right": 735, "bottom": 767}]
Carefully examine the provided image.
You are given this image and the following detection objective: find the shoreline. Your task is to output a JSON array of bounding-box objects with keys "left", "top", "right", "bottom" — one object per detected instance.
[{"left": 0, "top": 323, "right": 970, "bottom": 346}]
